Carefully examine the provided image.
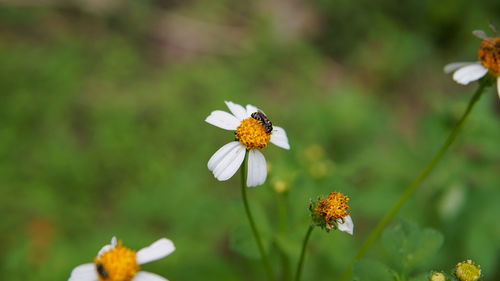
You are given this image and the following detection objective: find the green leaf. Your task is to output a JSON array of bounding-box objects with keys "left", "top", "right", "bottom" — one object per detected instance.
[
  {"left": 353, "top": 259, "right": 397, "bottom": 281},
  {"left": 382, "top": 221, "right": 444, "bottom": 274},
  {"left": 409, "top": 228, "right": 444, "bottom": 269},
  {"left": 382, "top": 222, "right": 410, "bottom": 270}
]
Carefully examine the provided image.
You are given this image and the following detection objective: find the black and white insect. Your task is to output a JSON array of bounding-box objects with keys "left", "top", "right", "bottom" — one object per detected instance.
[
  {"left": 251, "top": 110, "right": 273, "bottom": 134},
  {"left": 96, "top": 262, "right": 109, "bottom": 278}
]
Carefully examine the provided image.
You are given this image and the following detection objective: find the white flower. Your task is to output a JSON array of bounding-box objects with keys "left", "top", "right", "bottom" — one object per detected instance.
[
  {"left": 206, "top": 101, "right": 290, "bottom": 187},
  {"left": 69, "top": 237, "right": 175, "bottom": 281},
  {"left": 444, "top": 29, "right": 500, "bottom": 98},
  {"left": 311, "top": 191, "right": 353, "bottom": 235}
]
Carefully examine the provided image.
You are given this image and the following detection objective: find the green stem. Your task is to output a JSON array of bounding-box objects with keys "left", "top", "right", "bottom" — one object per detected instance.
[
  {"left": 338, "top": 83, "right": 488, "bottom": 281},
  {"left": 241, "top": 151, "right": 275, "bottom": 281},
  {"left": 294, "top": 225, "right": 314, "bottom": 281}
]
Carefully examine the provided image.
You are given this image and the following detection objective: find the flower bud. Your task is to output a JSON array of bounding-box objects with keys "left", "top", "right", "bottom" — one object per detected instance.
[
  {"left": 455, "top": 259, "right": 481, "bottom": 281},
  {"left": 430, "top": 272, "right": 446, "bottom": 281},
  {"left": 309, "top": 191, "right": 353, "bottom": 234}
]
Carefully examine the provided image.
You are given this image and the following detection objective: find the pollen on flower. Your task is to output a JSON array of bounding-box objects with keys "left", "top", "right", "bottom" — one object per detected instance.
[
  {"left": 235, "top": 117, "right": 272, "bottom": 150},
  {"left": 455, "top": 259, "right": 481, "bottom": 281},
  {"left": 314, "top": 191, "right": 350, "bottom": 224},
  {"left": 94, "top": 241, "right": 139, "bottom": 281},
  {"left": 478, "top": 37, "right": 500, "bottom": 75}
]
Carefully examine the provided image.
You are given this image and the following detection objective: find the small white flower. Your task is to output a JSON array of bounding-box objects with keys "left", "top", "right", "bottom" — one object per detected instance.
[
  {"left": 69, "top": 237, "right": 175, "bottom": 281},
  {"left": 206, "top": 101, "right": 290, "bottom": 187},
  {"left": 444, "top": 28, "right": 500, "bottom": 98},
  {"left": 311, "top": 191, "right": 353, "bottom": 235}
]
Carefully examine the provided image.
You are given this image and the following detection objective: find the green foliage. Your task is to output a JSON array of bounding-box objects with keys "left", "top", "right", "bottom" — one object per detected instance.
[
  {"left": 353, "top": 259, "right": 397, "bottom": 281},
  {"left": 355, "top": 221, "right": 444, "bottom": 281},
  {"left": 383, "top": 221, "right": 444, "bottom": 275},
  {"left": 1, "top": 1, "right": 499, "bottom": 281}
]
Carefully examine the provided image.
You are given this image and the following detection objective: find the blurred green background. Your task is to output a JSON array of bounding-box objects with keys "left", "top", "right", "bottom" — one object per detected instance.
[{"left": 1, "top": 0, "right": 499, "bottom": 280}]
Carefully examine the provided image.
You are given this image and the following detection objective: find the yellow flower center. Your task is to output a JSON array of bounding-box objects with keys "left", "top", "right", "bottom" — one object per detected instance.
[
  {"left": 94, "top": 241, "right": 140, "bottom": 281},
  {"left": 235, "top": 117, "right": 272, "bottom": 150},
  {"left": 478, "top": 37, "right": 500, "bottom": 75},
  {"left": 456, "top": 260, "right": 481, "bottom": 281},
  {"left": 314, "top": 191, "right": 350, "bottom": 224}
]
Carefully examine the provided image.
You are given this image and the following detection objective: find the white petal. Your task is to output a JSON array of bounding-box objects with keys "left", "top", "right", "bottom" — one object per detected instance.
[
  {"left": 247, "top": 149, "right": 267, "bottom": 187},
  {"left": 96, "top": 244, "right": 113, "bottom": 257},
  {"left": 444, "top": 62, "right": 475, "bottom": 74},
  {"left": 132, "top": 271, "right": 169, "bottom": 281},
  {"left": 205, "top": 110, "right": 240, "bottom": 130},
  {"left": 209, "top": 142, "right": 246, "bottom": 181},
  {"left": 208, "top": 142, "right": 240, "bottom": 171},
  {"left": 270, "top": 126, "right": 290, "bottom": 150},
  {"left": 96, "top": 236, "right": 118, "bottom": 257},
  {"left": 69, "top": 263, "right": 98, "bottom": 281},
  {"left": 136, "top": 238, "right": 175, "bottom": 265},
  {"left": 225, "top": 101, "right": 247, "bottom": 121},
  {"left": 337, "top": 215, "right": 354, "bottom": 235},
  {"left": 245, "top": 104, "right": 259, "bottom": 117},
  {"left": 497, "top": 76, "right": 500, "bottom": 99},
  {"left": 452, "top": 63, "right": 488, "bottom": 85}
]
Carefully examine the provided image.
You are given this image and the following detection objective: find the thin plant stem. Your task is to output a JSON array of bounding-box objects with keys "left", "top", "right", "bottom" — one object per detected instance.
[
  {"left": 240, "top": 151, "right": 275, "bottom": 281},
  {"left": 294, "top": 225, "right": 314, "bottom": 281},
  {"left": 338, "top": 83, "right": 488, "bottom": 281}
]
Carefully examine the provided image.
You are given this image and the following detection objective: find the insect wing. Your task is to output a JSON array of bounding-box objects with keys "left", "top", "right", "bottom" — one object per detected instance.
[
  {"left": 489, "top": 22, "right": 500, "bottom": 37},
  {"left": 473, "top": 30, "right": 488, "bottom": 40}
]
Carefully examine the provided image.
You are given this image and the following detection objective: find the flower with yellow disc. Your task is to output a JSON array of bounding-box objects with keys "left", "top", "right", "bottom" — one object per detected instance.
[
  {"left": 68, "top": 237, "right": 175, "bottom": 281},
  {"left": 205, "top": 101, "right": 290, "bottom": 187},
  {"left": 445, "top": 24, "right": 500, "bottom": 97},
  {"left": 309, "top": 191, "right": 354, "bottom": 235}
]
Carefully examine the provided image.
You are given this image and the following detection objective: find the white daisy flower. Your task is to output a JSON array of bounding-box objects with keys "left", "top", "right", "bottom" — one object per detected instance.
[
  {"left": 69, "top": 237, "right": 175, "bottom": 281},
  {"left": 206, "top": 101, "right": 290, "bottom": 187},
  {"left": 444, "top": 28, "right": 500, "bottom": 98}
]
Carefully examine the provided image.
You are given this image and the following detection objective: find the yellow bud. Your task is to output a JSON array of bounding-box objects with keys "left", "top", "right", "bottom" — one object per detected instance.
[
  {"left": 272, "top": 179, "right": 289, "bottom": 194},
  {"left": 304, "top": 144, "right": 324, "bottom": 162},
  {"left": 430, "top": 272, "right": 446, "bottom": 281},
  {"left": 455, "top": 259, "right": 481, "bottom": 281}
]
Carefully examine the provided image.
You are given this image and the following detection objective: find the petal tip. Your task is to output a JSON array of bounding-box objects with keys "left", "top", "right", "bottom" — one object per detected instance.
[{"left": 136, "top": 238, "right": 176, "bottom": 265}]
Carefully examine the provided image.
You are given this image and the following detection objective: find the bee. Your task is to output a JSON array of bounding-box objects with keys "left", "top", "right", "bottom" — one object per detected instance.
[
  {"left": 473, "top": 23, "right": 500, "bottom": 74},
  {"left": 251, "top": 110, "right": 273, "bottom": 134},
  {"left": 96, "top": 262, "right": 109, "bottom": 279}
]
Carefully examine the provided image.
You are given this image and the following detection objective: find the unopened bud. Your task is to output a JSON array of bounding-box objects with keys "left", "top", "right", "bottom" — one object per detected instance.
[
  {"left": 430, "top": 272, "right": 446, "bottom": 281},
  {"left": 455, "top": 259, "right": 481, "bottom": 281}
]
